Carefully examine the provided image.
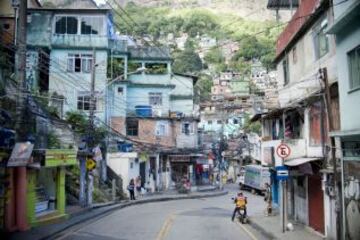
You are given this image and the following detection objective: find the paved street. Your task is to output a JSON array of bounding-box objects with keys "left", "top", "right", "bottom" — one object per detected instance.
[{"left": 52, "top": 185, "right": 267, "bottom": 240}]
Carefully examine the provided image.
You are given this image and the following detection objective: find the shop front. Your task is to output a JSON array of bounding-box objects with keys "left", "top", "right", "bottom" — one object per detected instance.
[{"left": 28, "top": 149, "right": 76, "bottom": 227}]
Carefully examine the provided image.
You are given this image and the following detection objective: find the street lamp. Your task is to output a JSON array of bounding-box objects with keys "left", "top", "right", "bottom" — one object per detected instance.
[{"left": 106, "top": 67, "right": 146, "bottom": 87}]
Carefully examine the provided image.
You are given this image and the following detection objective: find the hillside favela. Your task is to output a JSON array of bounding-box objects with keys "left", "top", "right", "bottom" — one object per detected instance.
[{"left": 0, "top": 0, "right": 359, "bottom": 240}]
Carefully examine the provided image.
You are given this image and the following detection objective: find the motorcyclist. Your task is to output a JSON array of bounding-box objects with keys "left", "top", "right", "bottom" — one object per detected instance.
[{"left": 231, "top": 192, "right": 247, "bottom": 221}]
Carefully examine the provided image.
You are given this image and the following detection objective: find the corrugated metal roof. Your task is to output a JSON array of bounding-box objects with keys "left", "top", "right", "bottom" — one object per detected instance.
[{"left": 267, "top": 0, "right": 299, "bottom": 9}]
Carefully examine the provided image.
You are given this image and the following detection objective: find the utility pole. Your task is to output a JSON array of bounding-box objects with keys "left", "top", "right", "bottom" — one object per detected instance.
[
  {"left": 87, "top": 49, "right": 97, "bottom": 207},
  {"left": 15, "top": 0, "right": 27, "bottom": 141},
  {"left": 320, "top": 68, "right": 340, "bottom": 237},
  {"left": 13, "top": 0, "right": 28, "bottom": 231}
]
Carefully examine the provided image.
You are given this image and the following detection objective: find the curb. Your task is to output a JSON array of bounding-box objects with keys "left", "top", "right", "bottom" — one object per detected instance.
[
  {"left": 248, "top": 218, "right": 277, "bottom": 240},
  {"left": 19, "top": 190, "right": 228, "bottom": 240}
]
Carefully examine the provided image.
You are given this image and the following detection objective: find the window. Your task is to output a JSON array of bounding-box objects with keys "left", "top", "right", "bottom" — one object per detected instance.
[
  {"left": 233, "top": 119, "right": 239, "bottom": 124},
  {"left": 149, "top": 92, "right": 162, "bottom": 106},
  {"left": 217, "top": 120, "right": 222, "bottom": 124},
  {"left": 117, "top": 87, "right": 124, "bottom": 95},
  {"left": 182, "top": 122, "right": 194, "bottom": 135},
  {"left": 313, "top": 17, "right": 329, "bottom": 60},
  {"left": 282, "top": 56, "right": 289, "bottom": 85},
  {"left": 67, "top": 54, "right": 93, "bottom": 73},
  {"left": 309, "top": 101, "right": 327, "bottom": 145},
  {"left": 156, "top": 122, "right": 167, "bottom": 136},
  {"left": 126, "top": 119, "right": 138, "bottom": 136},
  {"left": 292, "top": 47, "right": 297, "bottom": 63},
  {"left": 77, "top": 94, "right": 93, "bottom": 111},
  {"left": 208, "top": 120, "right": 212, "bottom": 125},
  {"left": 55, "top": 16, "right": 78, "bottom": 34},
  {"left": 81, "top": 16, "right": 103, "bottom": 35},
  {"left": 348, "top": 46, "right": 360, "bottom": 89}
]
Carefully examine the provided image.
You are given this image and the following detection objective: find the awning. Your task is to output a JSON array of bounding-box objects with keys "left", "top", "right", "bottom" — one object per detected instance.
[{"left": 284, "top": 157, "right": 321, "bottom": 167}]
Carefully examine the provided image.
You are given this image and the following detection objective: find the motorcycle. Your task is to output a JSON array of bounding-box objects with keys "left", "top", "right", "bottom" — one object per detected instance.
[
  {"left": 231, "top": 198, "right": 248, "bottom": 224},
  {"left": 237, "top": 208, "right": 248, "bottom": 224}
]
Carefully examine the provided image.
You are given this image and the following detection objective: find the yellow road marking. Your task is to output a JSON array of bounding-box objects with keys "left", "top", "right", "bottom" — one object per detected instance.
[
  {"left": 155, "top": 213, "right": 176, "bottom": 240},
  {"left": 236, "top": 222, "right": 259, "bottom": 240}
]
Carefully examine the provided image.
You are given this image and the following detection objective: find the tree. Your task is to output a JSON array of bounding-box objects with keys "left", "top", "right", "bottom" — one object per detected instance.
[
  {"left": 194, "top": 74, "right": 213, "bottom": 103},
  {"left": 172, "top": 40, "right": 203, "bottom": 74},
  {"left": 204, "top": 47, "right": 225, "bottom": 64},
  {"left": 243, "top": 114, "right": 261, "bottom": 135},
  {"left": 65, "top": 111, "right": 107, "bottom": 144}
]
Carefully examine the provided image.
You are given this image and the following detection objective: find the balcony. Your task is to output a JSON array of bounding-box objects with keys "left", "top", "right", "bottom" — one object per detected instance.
[
  {"left": 261, "top": 138, "right": 307, "bottom": 166},
  {"left": 51, "top": 34, "right": 108, "bottom": 48},
  {"left": 278, "top": 77, "right": 321, "bottom": 108},
  {"left": 109, "top": 39, "right": 128, "bottom": 53}
]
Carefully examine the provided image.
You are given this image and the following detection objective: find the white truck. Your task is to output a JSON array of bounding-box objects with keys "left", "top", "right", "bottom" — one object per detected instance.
[{"left": 238, "top": 165, "right": 271, "bottom": 194}]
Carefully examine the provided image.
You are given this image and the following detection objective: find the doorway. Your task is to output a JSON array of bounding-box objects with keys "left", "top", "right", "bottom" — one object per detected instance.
[{"left": 308, "top": 174, "right": 325, "bottom": 234}]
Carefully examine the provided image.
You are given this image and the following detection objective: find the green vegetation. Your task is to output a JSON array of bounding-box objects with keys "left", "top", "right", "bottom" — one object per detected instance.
[
  {"left": 65, "top": 111, "right": 108, "bottom": 144},
  {"left": 243, "top": 114, "right": 261, "bottom": 135},
  {"left": 172, "top": 40, "right": 203, "bottom": 74},
  {"left": 113, "top": 2, "right": 282, "bottom": 100},
  {"left": 194, "top": 74, "right": 213, "bottom": 103}
]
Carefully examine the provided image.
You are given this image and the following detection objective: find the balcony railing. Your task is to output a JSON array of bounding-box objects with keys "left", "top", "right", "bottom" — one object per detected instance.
[{"left": 52, "top": 34, "right": 108, "bottom": 48}]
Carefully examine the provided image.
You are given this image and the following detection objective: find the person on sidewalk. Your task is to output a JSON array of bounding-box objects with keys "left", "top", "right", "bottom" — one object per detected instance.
[
  {"left": 135, "top": 176, "right": 142, "bottom": 197},
  {"left": 264, "top": 183, "right": 272, "bottom": 215},
  {"left": 231, "top": 192, "right": 247, "bottom": 221},
  {"left": 128, "top": 179, "right": 136, "bottom": 200}
]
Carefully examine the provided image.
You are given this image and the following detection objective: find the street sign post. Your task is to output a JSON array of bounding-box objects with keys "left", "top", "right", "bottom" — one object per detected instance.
[
  {"left": 86, "top": 158, "right": 96, "bottom": 171},
  {"left": 276, "top": 143, "right": 291, "bottom": 233},
  {"left": 275, "top": 166, "right": 289, "bottom": 181},
  {"left": 276, "top": 143, "right": 291, "bottom": 159}
]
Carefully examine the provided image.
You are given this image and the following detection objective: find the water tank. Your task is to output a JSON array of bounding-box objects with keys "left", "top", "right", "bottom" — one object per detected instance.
[{"left": 135, "top": 105, "right": 152, "bottom": 117}]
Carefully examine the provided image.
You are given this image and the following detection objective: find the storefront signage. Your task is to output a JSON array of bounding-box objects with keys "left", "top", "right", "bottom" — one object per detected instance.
[
  {"left": 276, "top": 143, "right": 291, "bottom": 159},
  {"left": 169, "top": 155, "right": 190, "bottom": 163},
  {"left": 45, "top": 149, "right": 77, "bottom": 167},
  {"left": 8, "top": 142, "right": 34, "bottom": 167}
]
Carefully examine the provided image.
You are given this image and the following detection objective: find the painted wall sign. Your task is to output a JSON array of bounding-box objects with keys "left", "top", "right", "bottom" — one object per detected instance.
[{"left": 45, "top": 149, "right": 77, "bottom": 167}]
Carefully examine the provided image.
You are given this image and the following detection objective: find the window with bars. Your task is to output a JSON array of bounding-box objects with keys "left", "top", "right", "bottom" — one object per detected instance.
[
  {"left": 149, "top": 92, "right": 162, "bottom": 106},
  {"left": 348, "top": 45, "right": 360, "bottom": 90},
  {"left": 67, "top": 54, "right": 93, "bottom": 73}
]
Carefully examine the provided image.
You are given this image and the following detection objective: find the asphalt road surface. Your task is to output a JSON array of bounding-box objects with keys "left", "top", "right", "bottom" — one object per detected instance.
[{"left": 54, "top": 185, "right": 268, "bottom": 240}]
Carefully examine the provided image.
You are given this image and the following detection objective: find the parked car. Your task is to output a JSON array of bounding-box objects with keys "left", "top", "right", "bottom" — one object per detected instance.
[{"left": 239, "top": 165, "right": 270, "bottom": 194}]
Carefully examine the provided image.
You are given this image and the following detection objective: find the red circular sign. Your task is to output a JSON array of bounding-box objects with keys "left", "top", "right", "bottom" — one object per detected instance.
[{"left": 276, "top": 143, "right": 291, "bottom": 158}]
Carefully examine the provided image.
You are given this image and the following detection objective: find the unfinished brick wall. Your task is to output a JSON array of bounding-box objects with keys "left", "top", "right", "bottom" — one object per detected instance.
[
  {"left": 111, "top": 117, "right": 126, "bottom": 135},
  {"left": 129, "top": 119, "right": 176, "bottom": 148}
]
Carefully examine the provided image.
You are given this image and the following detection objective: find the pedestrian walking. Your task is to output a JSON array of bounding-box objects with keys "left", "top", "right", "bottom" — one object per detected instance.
[
  {"left": 264, "top": 183, "right": 272, "bottom": 215},
  {"left": 135, "top": 176, "right": 142, "bottom": 197},
  {"left": 128, "top": 179, "right": 136, "bottom": 200}
]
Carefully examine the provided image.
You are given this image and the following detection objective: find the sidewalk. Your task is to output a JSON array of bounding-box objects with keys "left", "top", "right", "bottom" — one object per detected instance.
[
  {"left": 249, "top": 214, "right": 324, "bottom": 240},
  {"left": 6, "top": 189, "right": 227, "bottom": 240}
]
